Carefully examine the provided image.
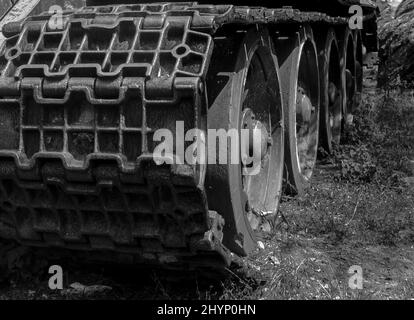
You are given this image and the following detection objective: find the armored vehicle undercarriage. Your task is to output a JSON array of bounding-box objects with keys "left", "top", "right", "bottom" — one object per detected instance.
[{"left": 0, "top": 0, "right": 378, "bottom": 273}]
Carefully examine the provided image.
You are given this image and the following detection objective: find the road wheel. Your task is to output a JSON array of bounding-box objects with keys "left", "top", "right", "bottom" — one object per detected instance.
[
  {"left": 275, "top": 25, "right": 320, "bottom": 195},
  {"left": 206, "top": 27, "right": 284, "bottom": 256},
  {"left": 339, "top": 27, "right": 356, "bottom": 128},
  {"left": 354, "top": 29, "right": 364, "bottom": 110},
  {"left": 316, "top": 28, "right": 342, "bottom": 154}
]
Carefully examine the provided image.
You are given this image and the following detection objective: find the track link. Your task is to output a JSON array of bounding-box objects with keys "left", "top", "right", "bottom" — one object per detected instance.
[{"left": 0, "top": 159, "right": 231, "bottom": 272}]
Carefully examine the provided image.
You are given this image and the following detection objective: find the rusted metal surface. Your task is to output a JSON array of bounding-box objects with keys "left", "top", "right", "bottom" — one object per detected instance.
[
  {"left": 0, "top": 1, "right": 13, "bottom": 21},
  {"left": 0, "top": 0, "right": 41, "bottom": 45}
]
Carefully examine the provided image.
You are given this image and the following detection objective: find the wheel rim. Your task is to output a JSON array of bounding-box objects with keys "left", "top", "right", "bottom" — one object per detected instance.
[
  {"left": 295, "top": 40, "right": 319, "bottom": 181},
  {"left": 322, "top": 31, "right": 342, "bottom": 150},
  {"left": 344, "top": 31, "right": 356, "bottom": 124},
  {"left": 206, "top": 28, "right": 284, "bottom": 255},
  {"left": 354, "top": 30, "right": 363, "bottom": 108},
  {"left": 328, "top": 47, "right": 342, "bottom": 145},
  {"left": 241, "top": 50, "right": 283, "bottom": 219}
]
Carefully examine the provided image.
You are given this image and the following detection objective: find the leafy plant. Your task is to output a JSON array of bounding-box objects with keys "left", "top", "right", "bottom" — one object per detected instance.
[{"left": 329, "top": 89, "right": 413, "bottom": 184}]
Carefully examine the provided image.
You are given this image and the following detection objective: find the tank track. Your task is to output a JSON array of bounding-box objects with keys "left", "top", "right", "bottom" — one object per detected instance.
[
  {"left": 0, "top": 2, "right": 366, "bottom": 272},
  {"left": 0, "top": 159, "right": 231, "bottom": 271}
]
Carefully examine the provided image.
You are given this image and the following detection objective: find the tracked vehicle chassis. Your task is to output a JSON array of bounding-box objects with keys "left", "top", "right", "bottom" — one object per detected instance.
[{"left": 0, "top": 1, "right": 377, "bottom": 272}]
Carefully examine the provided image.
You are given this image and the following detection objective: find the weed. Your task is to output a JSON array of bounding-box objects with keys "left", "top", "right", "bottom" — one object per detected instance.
[{"left": 329, "top": 90, "right": 413, "bottom": 184}]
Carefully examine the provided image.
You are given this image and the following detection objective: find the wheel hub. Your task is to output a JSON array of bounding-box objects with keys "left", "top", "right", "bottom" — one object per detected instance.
[
  {"left": 328, "top": 82, "right": 338, "bottom": 129},
  {"left": 241, "top": 108, "right": 270, "bottom": 162},
  {"left": 296, "top": 87, "right": 314, "bottom": 125}
]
